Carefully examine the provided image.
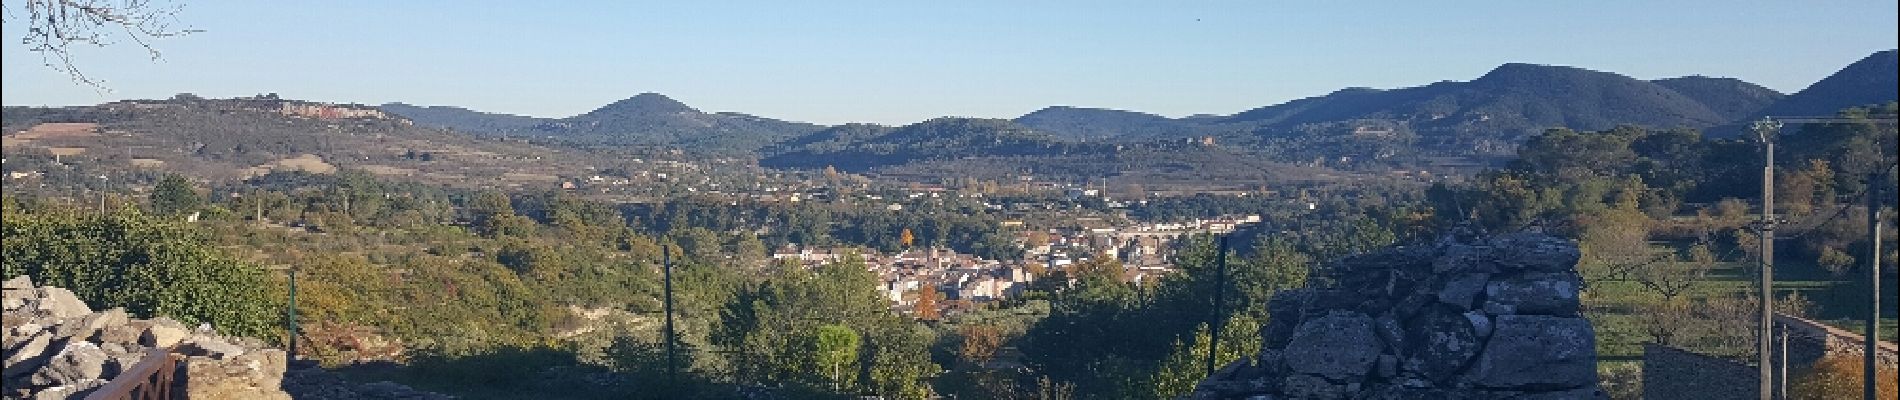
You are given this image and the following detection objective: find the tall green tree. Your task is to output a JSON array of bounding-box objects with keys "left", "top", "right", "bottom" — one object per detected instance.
[{"left": 149, "top": 174, "right": 204, "bottom": 215}]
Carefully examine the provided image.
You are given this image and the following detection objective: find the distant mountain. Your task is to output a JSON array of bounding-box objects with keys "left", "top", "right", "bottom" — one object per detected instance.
[
  {"left": 761, "top": 118, "right": 1112, "bottom": 171},
  {"left": 1013, "top": 106, "right": 1212, "bottom": 141},
  {"left": 1756, "top": 49, "right": 1898, "bottom": 117},
  {"left": 383, "top": 93, "right": 823, "bottom": 153},
  {"left": 1226, "top": 63, "right": 1732, "bottom": 137},
  {"left": 379, "top": 103, "right": 547, "bottom": 135},
  {"left": 1650, "top": 76, "right": 1784, "bottom": 121}
]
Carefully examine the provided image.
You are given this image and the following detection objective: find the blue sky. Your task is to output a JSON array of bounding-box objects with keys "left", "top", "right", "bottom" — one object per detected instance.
[{"left": 3, "top": 1, "right": 1896, "bottom": 125}]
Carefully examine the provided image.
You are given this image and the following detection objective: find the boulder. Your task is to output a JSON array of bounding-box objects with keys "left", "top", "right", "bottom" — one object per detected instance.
[
  {"left": 96, "top": 321, "right": 147, "bottom": 347},
  {"left": 1282, "top": 311, "right": 1380, "bottom": 380},
  {"left": 1489, "top": 233, "right": 1581, "bottom": 273},
  {"left": 1281, "top": 374, "right": 1347, "bottom": 400},
  {"left": 2, "top": 276, "right": 32, "bottom": 291},
  {"left": 1470, "top": 315, "right": 1597, "bottom": 390},
  {"left": 142, "top": 319, "right": 189, "bottom": 348},
  {"left": 180, "top": 337, "right": 248, "bottom": 359},
  {"left": 1405, "top": 308, "right": 1482, "bottom": 383},
  {"left": 1437, "top": 273, "right": 1489, "bottom": 310},
  {"left": 30, "top": 342, "right": 108, "bottom": 387},
  {"left": 32, "top": 287, "right": 91, "bottom": 320},
  {"left": 1483, "top": 273, "right": 1581, "bottom": 316},
  {"left": 3, "top": 330, "right": 54, "bottom": 379},
  {"left": 181, "top": 349, "right": 292, "bottom": 400},
  {"left": 30, "top": 378, "right": 105, "bottom": 400},
  {"left": 55, "top": 307, "right": 127, "bottom": 340}
]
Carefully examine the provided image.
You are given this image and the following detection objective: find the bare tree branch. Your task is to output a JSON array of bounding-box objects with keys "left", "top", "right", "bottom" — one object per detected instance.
[{"left": 8, "top": 0, "right": 200, "bottom": 90}]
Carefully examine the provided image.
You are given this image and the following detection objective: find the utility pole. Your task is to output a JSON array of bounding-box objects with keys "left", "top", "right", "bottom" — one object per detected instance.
[
  {"left": 663, "top": 244, "right": 679, "bottom": 385},
  {"left": 1757, "top": 115, "right": 1898, "bottom": 399},
  {"left": 1866, "top": 168, "right": 1887, "bottom": 400},
  {"left": 1204, "top": 234, "right": 1230, "bottom": 378},
  {"left": 1754, "top": 117, "right": 1780, "bottom": 400},
  {"left": 287, "top": 268, "right": 298, "bottom": 361}
]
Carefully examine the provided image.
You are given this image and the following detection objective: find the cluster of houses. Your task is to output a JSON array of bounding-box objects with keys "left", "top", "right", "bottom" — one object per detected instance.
[{"left": 768, "top": 213, "right": 1263, "bottom": 317}]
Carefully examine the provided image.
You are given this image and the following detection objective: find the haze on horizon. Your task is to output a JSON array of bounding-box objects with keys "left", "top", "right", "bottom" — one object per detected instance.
[{"left": 3, "top": 0, "right": 1896, "bottom": 125}]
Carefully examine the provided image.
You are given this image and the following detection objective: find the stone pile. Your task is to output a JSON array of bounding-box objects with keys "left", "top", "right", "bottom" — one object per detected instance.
[
  {"left": 3, "top": 275, "right": 291, "bottom": 399},
  {"left": 1189, "top": 230, "right": 1605, "bottom": 399},
  {"left": 4, "top": 275, "right": 455, "bottom": 400}
]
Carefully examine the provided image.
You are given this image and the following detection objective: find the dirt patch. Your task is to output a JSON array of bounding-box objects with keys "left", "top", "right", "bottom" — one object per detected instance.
[
  {"left": 47, "top": 147, "right": 88, "bottom": 157},
  {"left": 358, "top": 165, "right": 418, "bottom": 176},
  {"left": 12, "top": 123, "right": 100, "bottom": 139},
  {"left": 129, "top": 158, "right": 166, "bottom": 168},
  {"left": 246, "top": 154, "right": 337, "bottom": 177}
]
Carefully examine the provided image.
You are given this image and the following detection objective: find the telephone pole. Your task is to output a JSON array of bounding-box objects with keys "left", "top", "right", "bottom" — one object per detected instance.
[
  {"left": 1754, "top": 117, "right": 1780, "bottom": 400},
  {"left": 663, "top": 244, "right": 679, "bottom": 385},
  {"left": 1760, "top": 115, "right": 1897, "bottom": 399},
  {"left": 1205, "top": 234, "right": 1231, "bottom": 378},
  {"left": 1866, "top": 168, "right": 1888, "bottom": 400}
]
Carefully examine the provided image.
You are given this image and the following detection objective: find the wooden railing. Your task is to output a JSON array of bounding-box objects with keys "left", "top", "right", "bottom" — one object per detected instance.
[{"left": 83, "top": 348, "right": 179, "bottom": 400}]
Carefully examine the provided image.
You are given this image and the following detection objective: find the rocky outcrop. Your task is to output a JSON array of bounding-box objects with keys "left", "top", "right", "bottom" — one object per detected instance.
[
  {"left": 4, "top": 275, "right": 294, "bottom": 399},
  {"left": 4, "top": 275, "right": 454, "bottom": 400},
  {"left": 1188, "top": 230, "right": 1605, "bottom": 399}
]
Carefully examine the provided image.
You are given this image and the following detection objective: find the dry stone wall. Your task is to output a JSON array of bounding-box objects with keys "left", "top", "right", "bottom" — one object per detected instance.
[
  {"left": 3, "top": 275, "right": 447, "bottom": 400},
  {"left": 1190, "top": 230, "right": 1605, "bottom": 400}
]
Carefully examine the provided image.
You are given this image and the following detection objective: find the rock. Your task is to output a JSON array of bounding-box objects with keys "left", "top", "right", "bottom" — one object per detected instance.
[
  {"left": 2, "top": 296, "right": 23, "bottom": 312},
  {"left": 1484, "top": 273, "right": 1581, "bottom": 316},
  {"left": 1489, "top": 233, "right": 1580, "bottom": 273},
  {"left": 1261, "top": 290, "right": 1309, "bottom": 349},
  {"left": 1482, "top": 301, "right": 1516, "bottom": 316},
  {"left": 1257, "top": 349, "right": 1286, "bottom": 376},
  {"left": 55, "top": 307, "right": 127, "bottom": 340},
  {"left": 1465, "top": 311, "right": 1493, "bottom": 338},
  {"left": 1376, "top": 355, "right": 1400, "bottom": 378},
  {"left": 1190, "top": 230, "right": 1600, "bottom": 400},
  {"left": 1281, "top": 374, "right": 1347, "bottom": 400},
  {"left": 1433, "top": 243, "right": 1494, "bottom": 273},
  {"left": 33, "top": 287, "right": 91, "bottom": 320},
  {"left": 1405, "top": 308, "right": 1482, "bottom": 383},
  {"left": 1374, "top": 314, "right": 1406, "bottom": 353},
  {"left": 141, "top": 319, "right": 189, "bottom": 348},
  {"left": 30, "top": 378, "right": 105, "bottom": 400},
  {"left": 105, "top": 350, "right": 144, "bottom": 377},
  {"left": 3, "top": 330, "right": 54, "bottom": 379},
  {"left": 96, "top": 321, "right": 146, "bottom": 347},
  {"left": 180, "top": 337, "right": 248, "bottom": 359},
  {"left": 3, "top": 276, "right": 32, "bottom": 290},
  {"left": 1282, "top": 311, "right": 1380, "bottom": 380},
  {"left": 1470, "top": 315, "right": 1596, "bottom": 390},
  {"left": 181, "top": 349, "right": 292, "bottom": 400},
  {"left": 30, "top": 342, "right": 108, "bottom": 386},
  {"left": 1437, "top": 273, "right": 1489, "bottom": 310}
]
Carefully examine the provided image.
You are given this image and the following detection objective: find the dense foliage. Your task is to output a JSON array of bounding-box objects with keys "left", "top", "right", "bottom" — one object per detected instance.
[{"left": 1, "top": 201, "right": 280, "bottom": 338}]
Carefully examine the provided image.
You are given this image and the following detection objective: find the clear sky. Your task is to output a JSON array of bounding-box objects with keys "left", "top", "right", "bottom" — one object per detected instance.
[{"left": 3, "top": 1, "right": 1896, "bottom": 125}]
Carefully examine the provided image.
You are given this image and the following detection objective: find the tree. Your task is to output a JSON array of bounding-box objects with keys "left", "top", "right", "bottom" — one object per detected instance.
[
  {"left": 1, "top": 207, "right": 278, "bottom": 338},
  {"left": 913, "top": 285, "right": 941, "bottom": 321},
  {"left": 958, "top": 324, "right": 1003, "bottom": 366},
  {"left": 900, "top": 227, "right": 915, "bottom": 248},
  {"left": 9, "top": 0, "right": 200, "bottom": 87},
  {"left": 149, "top": 174, "right": 202, "bottom": 215},
  {"left": 1634, "top": 243, "right": 1715, "bottom": 302},
  {"left": 813, "top": 324, "right": 860, "bottom": 389}
]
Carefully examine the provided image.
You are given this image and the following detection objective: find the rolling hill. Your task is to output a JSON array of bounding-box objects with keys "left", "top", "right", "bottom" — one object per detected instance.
[
  {"left": 1754, "top": 49, "right": 1898, "bottom": 118},
  {"left": 1225, "top": 63, "right": 1732, "bottom": 136},
  {"left": 761, "top": 117, "right": 1113, "bottom": 171},
  {"left": 383, "top": 93, "right": 823, "bottom": 153},
  {"left": 1013, "top": 106, "right": 1218, "bottom": 141},
  {"left": 1650, "top": 76, "right": 1784, "bottom": 121}
]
